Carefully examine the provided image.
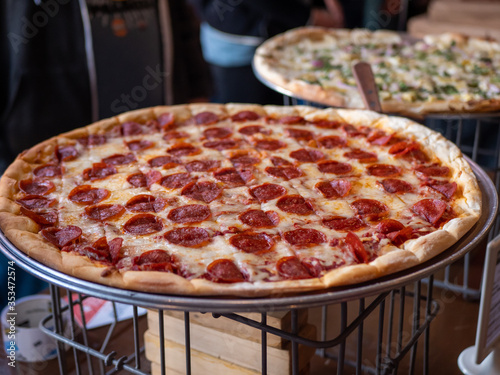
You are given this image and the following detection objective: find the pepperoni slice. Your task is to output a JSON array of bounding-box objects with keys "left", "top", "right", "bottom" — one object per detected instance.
[
  {"left": 203, "top": 139, "right": 239, "bottom": 150},
  {"left": 126, "top": 140, "right": 154, "bottom": 151},
  {"left": 34, "top": 164, "right": 62, "bottom": 178},
  {"left": 316, "top": 180, "right": 352, "bottom": 198},
  {"left": 108, "top": 238, "right": 123, "bottom": 264},
  {"left": 380, "top": 179, "right": 413, "bottom": 194},
  {"left": 133, "top": 249, "right": 174, "bottom": 272},
  {"left": 146, "top": 170, "right": 162, "bottom": 188},
  {"left": 238, "top": 125, "right": 268, "bottom": 135},
  {"left": 194, "top": 111, "right": 219, "bottom": 125},
  {"left": 367, "top": 164, "right": 401, "bottom": 177},
  {"left": 207, "top": 259, "right": 245, "bottom": 283},
  {"left": 82, "top": 163, "right": 117, "bottom": 181},
  {"left": 19, "top": 179, "right": 55, "bottom": 195},
  {"left": 367, "top": 130, "right": 395, "bottom": 146},
  {"left": 56, "top": 145, "right": 78, "bottom": 162},
  {"left": 148, "top": 155, "right": 179, "bottom": 168},
  {"left": 163, "top": 131, "right": 188, "bottom": 142},
  {"left": 428, "top": 181, "right": 457, "bottom": 199},
  {"left": 203, "top": 127, "right": 232, "bottom": 139},
  {"left": 276, "top": 195, "right": 313, "bottom": 215},
  {"left": 78, "top": 134, "right": 106, "bottom": 147},
  {"left": 213, "top": 168, "right": 250, "bottom": 186},
  {"left": 389, "top": 141, "right": 418, "bottom": 155},
  {"left": 278, "top": 116, "right": 304, "bottom": 125},
  {"left": 411, "top": 199, "right": 448, "bottom": 226},
  {"left": 386, "top": 227, "right": 414, "bottom": 246},
  {"left": 167, "top": 204, "right": 211, "bottom": 223},
  {"left": 350, "top": 199, "right": 389, "bottom": 220},
  {"left": 160, "top": 173, "right": 193, "bottom": 189},
  {"left": 265, "top": 166, "right": 302, "bottom": 180},
  {"left": 167, "top": 143, "right": 200, "bottom": 156},
  {"left": 158, "top": 112, "right": 175, "bottom": 129},
  {"left": 85, "top": 204, "right": 125, "bottom": 221},
  {"left": 344, "top": 232, "right": 370, "bottom": 263},
  {"left": 277, "top": 257, "right": 312, "bottom": 279},
  {"left": 126, "top": 195, "right": 166, "bottom": 213},
  {"left": 185, "top": 160, "right": 220, "bottom": 172},
  {"left": 231, "top": 110, "right": 260, "bottom": 122},
  {"left": 376, "top": 219, "right": 405, "bottom": 235},
  {"left": 255, "top": 139, "right": 286, "bottom": 151},
  {"left": 239, "top": 210, "right": 278, "bottom": 228},
  {"left": 41, "top": 226, "right": 82, "bottom": 248},
  {"left": 165, "top": 227, "right": 210, "bottom": 247},
  {"left": 270, "top": 157, "right": 291, "bottom": 166},
  {"left": 20, "top": 207, "right": 57, "bottom": 226},
  {"left": 286, "top": 128, "right": 314, "bottom": 140},
  {"left": 135, "top": 249, "right": 171, "bottom": 266},
  {"left": 310, "top": 119, "right": 341, "bottom": 129},
  {"left": 181, "top": 181, "right": 222, "bottom": 203},
  {"left": 344, "top": 149, "right": 377, "bottom": 163},
  {"left": 342, "top": 124, "right": 369, "bottom": 138},
  {"left": 127, "top": 173, "right": 147, "bottom": 188},
  {"left": 16, "top": 195, "right": 55, "bottom": 210},
  {"left": 68, "top": 185, "right": 110, "bottom": 205},
  {"left": 124, "top": 214, "right": 163, "bottom": 235},
  {"left": 249, "top": 184, "right": 287, "bottom": 202},
  {"left": 229, "top": 233, "right": 274, "bottom": 253},
  {"left": 415, "top": 165, "right": 450, "bottom": 178},
  {"left": 290, "top": 148, "right": 325, "bottom": 163},
  {"left": 122, "top": 122, "right": 144, "bottom": 136},
  {"left": 318, "top": 136, "right": 347, "bottom": 149},
  {"left": 323, "top": 216, "right": 366, "bottom": 232},
  {"left": 230, "top": 155, "right": 260, "bottom": 167},
  {"left": 284, "top": 228, "right": 326, "bottom": 246},
  {"left": 317, "top": 161, "right": 353, "bottom": 175}
]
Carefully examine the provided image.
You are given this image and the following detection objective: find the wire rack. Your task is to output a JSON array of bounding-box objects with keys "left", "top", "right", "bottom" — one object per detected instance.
[{"left": 0, "top": 161, "right": 496, "bottom": 375}]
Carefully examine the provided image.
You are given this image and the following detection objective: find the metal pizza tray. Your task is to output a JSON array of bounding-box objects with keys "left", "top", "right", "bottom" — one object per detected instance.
[{"left": 0, "top": 159, "right": 496, "bottom": 313}]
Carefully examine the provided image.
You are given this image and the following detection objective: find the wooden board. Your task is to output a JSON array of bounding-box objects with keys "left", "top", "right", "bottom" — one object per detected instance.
[
  {"left": 408, "top": 14, "right": 500, "bottom": 41},
  {"left": 150, "top": 360, "right": 310, "bottom": 375},
  {"left": 428, "top": 0, "right": 500, "bottom": 28},
  {"left": 144, "top": 327, "right": 316, "bottom": 375},
  {"left": 147, "top": 309, "right": 308, "bottom": 348}
]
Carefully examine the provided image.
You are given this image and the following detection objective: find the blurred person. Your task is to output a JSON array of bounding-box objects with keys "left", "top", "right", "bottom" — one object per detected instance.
[
  {"left": 0, "top": 0, "right": 210, "bottom": 308},
  {"left": 189, "top": 0, "right": 344, "bottom": 104}
]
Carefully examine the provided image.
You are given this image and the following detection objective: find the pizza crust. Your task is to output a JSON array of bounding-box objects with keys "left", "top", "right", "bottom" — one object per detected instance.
[{"left": 0, "top": 104, "right": 483, "bottom": 297}]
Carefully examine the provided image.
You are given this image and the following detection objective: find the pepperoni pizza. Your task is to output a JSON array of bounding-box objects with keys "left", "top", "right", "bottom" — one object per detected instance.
[{"left": 0, "top": 104, "right": 481, "bottom": 296}]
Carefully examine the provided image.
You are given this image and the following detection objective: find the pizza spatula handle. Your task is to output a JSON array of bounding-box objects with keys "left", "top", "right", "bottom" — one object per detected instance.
[{"left": 353, "top": 62, "right": 383, "bottom": 113}]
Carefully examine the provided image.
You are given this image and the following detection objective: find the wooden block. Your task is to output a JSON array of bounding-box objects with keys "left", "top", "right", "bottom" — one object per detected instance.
[
  {"left": 150, "top": 359, "right": 311, "bottom": 375},
  {"left": 146, "top": 335, "right": 260, "bottom": 375},
  {"left": 144, "top": 323, "right": 316, "bottom": 375},
  {"left": 147, "top": 309, "right": 308, "bottom": 348},
  {"left": 428, "top": 1, "right": 500, "bottom": 27},
  {"left": 408, "top": 15, "right": 500, "bottom": 41}
]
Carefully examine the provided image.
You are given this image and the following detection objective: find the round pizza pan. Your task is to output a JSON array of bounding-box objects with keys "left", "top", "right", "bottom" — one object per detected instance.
[{"left": 0, "top": 159, "right": 496, "bottom": 313}]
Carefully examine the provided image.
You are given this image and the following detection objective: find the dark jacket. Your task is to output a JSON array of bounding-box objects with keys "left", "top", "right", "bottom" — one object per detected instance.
[
  {"left": 189, "top": 0, "right": 311, "bottom": 38},
  {"left": 0, "top": 0, "right": 210, "bottom": 162}
]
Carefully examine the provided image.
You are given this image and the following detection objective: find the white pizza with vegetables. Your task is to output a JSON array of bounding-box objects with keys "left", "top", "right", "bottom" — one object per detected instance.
[
  {"left": 254, "top": 27, "right": 500, "bottom": 117},
  {"left": 0, "top": 104, "right": 481, "bottom": 296}
]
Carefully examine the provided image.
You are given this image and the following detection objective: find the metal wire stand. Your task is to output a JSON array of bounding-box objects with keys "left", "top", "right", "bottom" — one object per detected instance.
[{"left": 39, "top": 278, "right": 438, "bottom": 375}]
